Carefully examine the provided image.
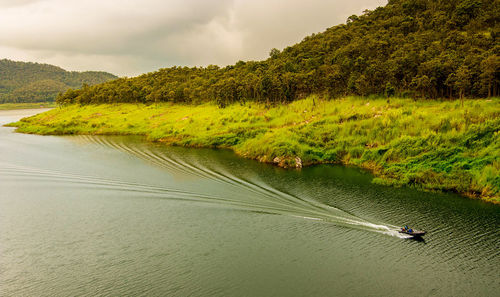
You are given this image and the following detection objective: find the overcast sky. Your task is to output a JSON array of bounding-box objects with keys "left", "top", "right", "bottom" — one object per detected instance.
[{"left": 0, "top": 0, "right": 386, "bottom": 76}]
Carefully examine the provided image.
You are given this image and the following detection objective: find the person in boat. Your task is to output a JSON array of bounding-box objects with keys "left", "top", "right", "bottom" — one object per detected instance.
[{"left": 401, "top": 225, "right": 414, "bottom": 233}]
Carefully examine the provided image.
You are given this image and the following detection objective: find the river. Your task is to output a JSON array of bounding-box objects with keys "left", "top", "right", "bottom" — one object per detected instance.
[{"left": 0, "top": 109, "right": 498, "bottom": 296}]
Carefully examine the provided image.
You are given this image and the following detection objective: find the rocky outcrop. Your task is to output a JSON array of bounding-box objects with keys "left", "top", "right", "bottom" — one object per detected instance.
[{"left": 271, "top": 156, "right": 302, "bottom": 169}]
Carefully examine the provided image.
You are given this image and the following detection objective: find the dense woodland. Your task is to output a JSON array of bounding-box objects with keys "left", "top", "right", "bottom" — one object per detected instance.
[
  {"left": 57, "top": 0, "right": 499, "bottom": 106},
  {"left": 0, "top": 59, "right": 116, "bottom": 103}
]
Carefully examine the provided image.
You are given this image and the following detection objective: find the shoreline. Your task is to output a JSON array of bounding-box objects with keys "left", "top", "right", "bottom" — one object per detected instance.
[
  {"left": 0, "top": 102, "right": 56, "bottom": 111},
  {"left": 7, "top": 96, "right": 500, "bottom": 204}
]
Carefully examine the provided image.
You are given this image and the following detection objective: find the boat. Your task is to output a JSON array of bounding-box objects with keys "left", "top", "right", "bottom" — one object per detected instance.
[{"left": 398, "top": 226, "right": 426, "bottom": 237}]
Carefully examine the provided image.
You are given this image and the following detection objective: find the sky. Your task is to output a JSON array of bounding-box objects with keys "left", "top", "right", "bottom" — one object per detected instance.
[{"left": 0, "top": 0, "right": 386, "bottom": 77}]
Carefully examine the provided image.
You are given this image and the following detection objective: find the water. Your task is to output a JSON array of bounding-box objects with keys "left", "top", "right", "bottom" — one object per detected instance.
[{"left": 1, "top": 109, "right": 499, "bottom": 297}]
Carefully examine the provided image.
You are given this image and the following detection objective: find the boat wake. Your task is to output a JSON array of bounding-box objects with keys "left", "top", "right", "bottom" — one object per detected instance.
[{"left": 0, "top": 135, "right": 406, "bottom": 238}]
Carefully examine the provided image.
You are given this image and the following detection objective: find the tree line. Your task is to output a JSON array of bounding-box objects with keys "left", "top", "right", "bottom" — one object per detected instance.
[
  {"left": 0, "top": 59, "right": 117, "bottom": 103},
  {"left": 57, "top": 0, "right": 499, "bottom": 107}
]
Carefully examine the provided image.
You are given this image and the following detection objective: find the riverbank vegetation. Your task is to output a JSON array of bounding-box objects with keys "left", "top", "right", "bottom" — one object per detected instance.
[{"left": 9, "top": 96, "right": 500, "bottom": 203}]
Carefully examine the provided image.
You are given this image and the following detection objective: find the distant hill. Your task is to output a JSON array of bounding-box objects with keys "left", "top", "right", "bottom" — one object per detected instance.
[
  {"left": 0, "top": 59, "right": 117, "bottom": 103},
  {"left": 58, "top": 0, "right": 499, "bottom": 106}
]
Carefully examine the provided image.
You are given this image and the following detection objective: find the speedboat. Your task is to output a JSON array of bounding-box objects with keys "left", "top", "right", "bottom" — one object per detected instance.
[{"left": 398, "top": 227, "right": 426, "bottom": 237}]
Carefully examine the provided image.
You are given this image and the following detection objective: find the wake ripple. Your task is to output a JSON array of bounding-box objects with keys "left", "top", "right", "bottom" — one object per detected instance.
[{"left": 1, "top": 135, "right": 407, "bottom": 238}]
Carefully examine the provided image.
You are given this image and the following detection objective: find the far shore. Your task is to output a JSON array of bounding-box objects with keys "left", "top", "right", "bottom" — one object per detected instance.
[{"left": 0, "top": 102, "right": 56, "bottom": 111}]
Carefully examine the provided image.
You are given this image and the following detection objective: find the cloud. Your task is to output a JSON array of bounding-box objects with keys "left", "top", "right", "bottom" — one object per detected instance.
[
  {"left": 0, "top": 0, "right": 386, "bottom": 76},
  {"left": 0, "top": 0, "right": 41, "bottom": 8}
]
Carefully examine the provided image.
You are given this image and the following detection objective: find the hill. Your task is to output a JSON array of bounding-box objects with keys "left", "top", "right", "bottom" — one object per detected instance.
[
  {"left": 0, "top": 59, "right": 117, "bottom": 103},
  {"left": 57, "top": 0, "right": 499, "bottom": 106}
]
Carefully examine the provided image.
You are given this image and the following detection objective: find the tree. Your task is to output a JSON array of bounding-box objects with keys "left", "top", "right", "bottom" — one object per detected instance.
[
  {"left": 445, "top": 73, "right": 457, "bottom": 99},
  {"left": 269, "top": 48, "right": 281, "bottom": 59},
  {"left": 455, "top": 66, "right": 471, "bottom": 106},
  {"left": 411, "top": 75, "right": 432, "bottom": 99},
  {"left": 480, "top": 55, "right": 499, "bottom": 97},
  {"left": 454, "top": 0, "right": 482, "bottom": 26},
  {"left": 385, "top": 82, "right": 395, "bottom": 97}
]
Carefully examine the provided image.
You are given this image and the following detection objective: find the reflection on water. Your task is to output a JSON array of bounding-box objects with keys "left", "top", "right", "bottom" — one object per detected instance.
[{"left": 1, "top": 110, "right": 499, "bottom": 297}]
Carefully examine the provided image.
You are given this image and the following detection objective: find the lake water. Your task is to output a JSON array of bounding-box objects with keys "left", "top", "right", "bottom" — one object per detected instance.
[{"left": 1, "top": 109, "right": 499, "bottom": 297}]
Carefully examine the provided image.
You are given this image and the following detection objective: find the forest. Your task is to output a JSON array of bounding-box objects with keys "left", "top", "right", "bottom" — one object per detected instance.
[
  {"left": 0, "top": 59, "right": 117, "bottom": 103},
  {"left": 56, "top": 0, "right": 499, "bottom": 107}
]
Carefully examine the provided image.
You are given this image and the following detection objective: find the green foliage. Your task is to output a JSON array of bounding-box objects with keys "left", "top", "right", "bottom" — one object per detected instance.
[
  {"left": 0, "top": 59, "right": 117, "bottom": 103},
  {"left": 57, "top": 0, "right": 499, "bottom": 106},
  {"left": 10, "top": 96, "right": 500, "bottom": 203}
]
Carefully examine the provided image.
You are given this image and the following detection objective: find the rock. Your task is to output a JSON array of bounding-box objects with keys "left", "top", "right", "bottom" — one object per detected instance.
[
  {"left": 273, "top": 156, "right": 282, "bottom": 164},
  {"left": 295, "top": 157, "right": 302, "bottom": 168}
]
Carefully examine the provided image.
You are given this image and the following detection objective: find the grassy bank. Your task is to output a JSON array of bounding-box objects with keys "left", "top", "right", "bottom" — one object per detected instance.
[
  {"left": 8, "top": 96, "right": 500, "bottom": 203},
  {"left": 0, "top": 102, "right": 56, "bottom": 110}
]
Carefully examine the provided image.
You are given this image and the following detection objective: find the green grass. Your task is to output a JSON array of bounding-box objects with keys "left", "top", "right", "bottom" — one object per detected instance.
[
  {"left": 8, "top": 96, "right": 500, "bottom": 203},
  {"left": 0, "top": 102, "right": 56, "bottom": 110}
]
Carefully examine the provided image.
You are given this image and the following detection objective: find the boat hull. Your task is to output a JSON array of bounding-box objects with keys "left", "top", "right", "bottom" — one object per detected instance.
[{"left": 398, "top": 230, "right": 426, "bottom": 237}]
